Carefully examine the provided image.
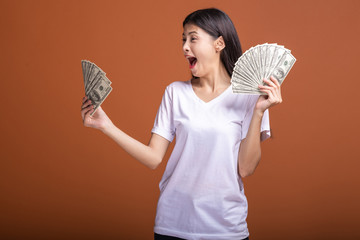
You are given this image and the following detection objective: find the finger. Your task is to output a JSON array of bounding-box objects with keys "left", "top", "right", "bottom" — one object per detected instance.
[
  {"left": 258, "top": 85, "right": 274, "bottom": 91},
  {"left": 270, "top": 76, "right": 281, "bottom": 88},
  {"left": 262, "top": 78, "right": 277, "bottom": 88},
  {"left": 259, "top": 87, "right": 277, "bottom": 103},
  {"left": 273, "top": 86, "right": 282, "bottom": 102},
  {"left": 259, "top": 85, "right": 283, "bottom": 108},
  {"left": 260, "top": 87, "right": 280, "bottom": 103},
  {"left": 81, "top": 100, "right": 93, "bottom": 110},
  {"left": 84, "top": 106, "right": 95, "bottom": 120},
  {"left": 81, "top": 104, "right": 94, "bottom": 120},
  {"left": 267, "top": 87, "right": 282, "bottom": 105},
  {"left": 258, "top": 86, "right": 270, "bottom": 96},
  {"left": 82, "top": 109, "right": 94, "bottom": 124},
  {"left": 270, "top": 88, "right": 281, "bottom": 103},
  {"left": 260, "top": 80, "right": 281, "bottom": 99},
  {"left": 82, "top": 96, "right": 88, "bottom": 104},
  {"left": 266, "top": 81, "right": 282, "bottom": 100}
]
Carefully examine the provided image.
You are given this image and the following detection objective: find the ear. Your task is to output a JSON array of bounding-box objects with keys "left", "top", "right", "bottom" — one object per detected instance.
[{"left": 214, "top": 36, "right": 225, "bottom": 52}]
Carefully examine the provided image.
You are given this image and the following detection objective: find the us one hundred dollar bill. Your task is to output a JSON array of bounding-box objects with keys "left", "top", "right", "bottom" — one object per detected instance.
[
  {"left": 231, "top": 43, "right": 296, "bottom": 95},
  {"left": 81, "top": 60, "right": 112, "bottom": 116}
]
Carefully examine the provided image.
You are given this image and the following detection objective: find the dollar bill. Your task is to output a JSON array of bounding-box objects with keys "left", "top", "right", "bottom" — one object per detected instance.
[
  {"left": 231, "top": 43, "right": 296, "bottom": 95},
  {"left": 81, "top": 60, "right": 112, "bottom": 115},
  {"left": 270, "top": 51, "right": 296, "bottom": 85},
  {"left": 88, "top": 74, "right": 113, "bottom": 116}
]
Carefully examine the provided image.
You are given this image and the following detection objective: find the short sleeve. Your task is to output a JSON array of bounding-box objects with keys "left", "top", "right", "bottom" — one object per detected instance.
[
  {"left": 151, "top": 86, "right": 176, "bottom": 142},
  {"left": 241, "top": 95, "right": 271, "bottom": 142}
]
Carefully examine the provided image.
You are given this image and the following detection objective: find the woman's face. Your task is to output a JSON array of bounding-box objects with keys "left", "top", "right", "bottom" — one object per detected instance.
[{"left": 182, "top": 24, "right": 219, "bottom": 78}]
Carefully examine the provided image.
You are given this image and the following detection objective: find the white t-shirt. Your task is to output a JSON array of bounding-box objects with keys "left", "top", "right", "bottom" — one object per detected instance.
[{"left": 152, "top": 80, "right": 270, "bottom": 240}]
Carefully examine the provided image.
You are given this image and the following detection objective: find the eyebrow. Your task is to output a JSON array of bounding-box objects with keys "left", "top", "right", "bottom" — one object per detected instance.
[{"left": 182, "top": 31, "right": 198, "bottom": 36}]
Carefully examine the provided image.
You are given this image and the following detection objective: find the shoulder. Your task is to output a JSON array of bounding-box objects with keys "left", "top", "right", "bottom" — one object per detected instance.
[
  {"left": 163, "top": 80, "right": 191, "bottom": 97},
  {"left": 166, "top": 80, "right": 190, "bottom": 91}
]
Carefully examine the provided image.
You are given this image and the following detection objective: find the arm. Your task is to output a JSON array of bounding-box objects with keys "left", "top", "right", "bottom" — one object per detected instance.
[
  {"left": 238, "top": 109, "right": 264, "bottom": 178},
  {"left": 81, "top": 97, "right": 170, "bottom": 169},
  {"left": 238, "top": 76, "right": 282, "bottom": 178}
]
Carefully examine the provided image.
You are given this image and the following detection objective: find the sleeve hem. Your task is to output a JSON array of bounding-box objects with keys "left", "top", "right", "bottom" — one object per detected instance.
[
  {"left": 260, "top": 129, "right": 271, "bottom": 142},
  {"left": 240, "top": 128, "right": 271, "bottom": 142},
  {"left": 151, "top": 127, "right": 174, "bottom": 142}
]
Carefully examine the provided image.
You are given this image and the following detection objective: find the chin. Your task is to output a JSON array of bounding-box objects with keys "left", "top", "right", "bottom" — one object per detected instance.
[{"left": 191, "top": 70, "right": 201, "bottom": 78}]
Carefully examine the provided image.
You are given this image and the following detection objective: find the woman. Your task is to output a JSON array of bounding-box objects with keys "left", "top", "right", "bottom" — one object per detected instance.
[{"left": 81, "top": 8, "right": 282, "bottom": 240}]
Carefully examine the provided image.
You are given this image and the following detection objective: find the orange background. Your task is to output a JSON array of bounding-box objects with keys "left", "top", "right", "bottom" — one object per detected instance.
[{"left": 1, "top": 0, "right": 359, "bottom": 239}]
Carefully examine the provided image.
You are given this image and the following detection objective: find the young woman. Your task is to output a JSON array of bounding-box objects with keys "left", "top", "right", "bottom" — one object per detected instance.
[{"left": 81, "top": 8, "right": 282, "bottom": 240}]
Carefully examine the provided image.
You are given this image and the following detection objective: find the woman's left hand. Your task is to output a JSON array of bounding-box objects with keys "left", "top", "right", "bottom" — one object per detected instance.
[{"left": 255, "top": 76, "right": 283, "bottom": 113}]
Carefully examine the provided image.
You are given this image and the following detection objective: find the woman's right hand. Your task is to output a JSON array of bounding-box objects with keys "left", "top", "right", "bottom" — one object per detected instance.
[{"left": 81, "top": 96, "right": 113, "bottom": 131}]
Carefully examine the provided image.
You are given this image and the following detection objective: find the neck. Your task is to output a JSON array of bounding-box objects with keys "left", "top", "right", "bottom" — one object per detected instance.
[{"left": 196, "top": 62, "right": 230, "bottom": 92}]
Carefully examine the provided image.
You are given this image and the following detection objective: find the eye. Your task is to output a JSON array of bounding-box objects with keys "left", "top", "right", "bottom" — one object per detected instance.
[
  {"left": 182, "top": 36, "right": 197, "bottom": 44},
  {"left": 190, "top": 37, "right": 197, "bottom": 42}
]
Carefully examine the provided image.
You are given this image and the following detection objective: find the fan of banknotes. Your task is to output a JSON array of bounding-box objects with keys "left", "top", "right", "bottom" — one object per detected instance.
[
  {"left": 231, "top": 43, "right": 296, "bottom": 95},
  {"left": 81, "top": 60, "right": 112, "bottom": 116}
]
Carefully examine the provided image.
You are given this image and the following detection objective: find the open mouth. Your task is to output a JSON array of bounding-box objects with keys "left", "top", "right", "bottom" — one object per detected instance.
[{"left": 188, "top": 57, "right": 197, "bottom": 68}]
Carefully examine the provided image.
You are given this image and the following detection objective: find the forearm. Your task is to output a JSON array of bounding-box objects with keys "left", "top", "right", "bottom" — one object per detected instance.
[
  {"left": 238, "top": 109, "right": 264, "bottom": 177},
  {"left": 101, "top": 123, "right": 161, "bottom": 169}
]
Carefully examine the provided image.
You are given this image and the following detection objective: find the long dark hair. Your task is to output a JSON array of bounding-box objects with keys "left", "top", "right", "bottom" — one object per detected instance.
[{"left": 183, "top": 8, "right": 242, "bottom": 78}]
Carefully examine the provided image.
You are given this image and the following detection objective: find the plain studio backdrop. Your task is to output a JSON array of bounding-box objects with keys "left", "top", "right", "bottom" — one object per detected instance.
[{"left": 1, "top": 0, "right": 359, "bottom": 239}]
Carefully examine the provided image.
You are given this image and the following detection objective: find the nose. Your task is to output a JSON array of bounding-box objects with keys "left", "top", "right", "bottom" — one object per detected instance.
[{"left": 182, "top": 40, "right": 190, "bottom": 53}]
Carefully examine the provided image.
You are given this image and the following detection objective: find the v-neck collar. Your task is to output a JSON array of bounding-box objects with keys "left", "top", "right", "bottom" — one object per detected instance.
[{"left": 187, "top": 80, "right": 232, "bottom": 106}]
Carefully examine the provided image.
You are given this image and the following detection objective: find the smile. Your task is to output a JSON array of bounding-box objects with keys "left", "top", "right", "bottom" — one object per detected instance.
[{"left": 188, "top": 57, "right": 197, "bottom": 69}]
